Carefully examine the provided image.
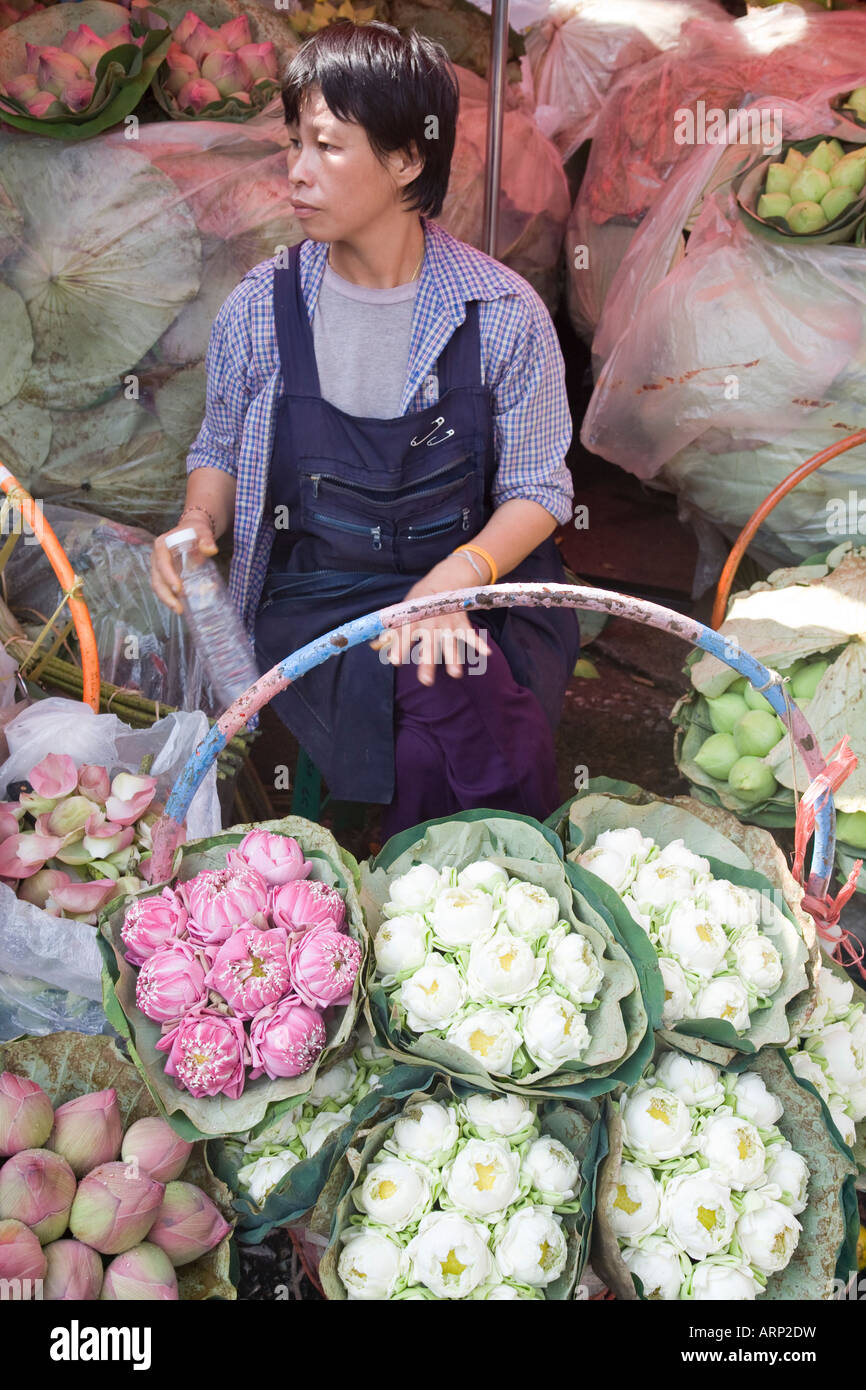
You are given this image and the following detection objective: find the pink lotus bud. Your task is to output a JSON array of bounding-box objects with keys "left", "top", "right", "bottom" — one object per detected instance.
[
  {"left": 120, "top": 1118, "right": 192, "bottom": 1183},
  {"left": 60, "top": 22, "right": 108, "bottom": 73},
  {"left": 288, "top": 927, "right": 361, "bottom": 1009},
  {"left": 217, "top": 15, "right": 251, "bottom": 50},
  {"left": 0, "top": 1072, "right": 54, "bottom": 1156},
  {"left": 18, "top": 869, "right": 72, "bottom": 910},
  {"left": 43, "top": 1238, "right": 104, "bottom": 1300},
  {"left": 182, "top": 17, "right": 221, "bottom": 64},
  {"left": 104, "top": 21, "right": 135, "bottom": 46},
  {"left": 173, "top": 9, "right": 204, "bottom": 48},
  {"left": 249, "top": 994, "right": 325, "bottom": 1080},
  {"left": 25, "top": 41, "right": 42, "bottom": 74},
  {"left": 77, "top": 764, "right": 110, "bottom": 803},
  {"left": 61, "top": 78, "right": 95, "bottom": 112},
  {"left": 82, "top": 820, "right": 135, "bottom": 860},
  {"left": 176, "top": 76, "right": 221, "bottom": 113},
  {"left": 36, "top": 47, "right": 89, "bottom": 96},
  {"left": 227, "top": 829, "right": 311, "bottom": 886},
  {"left": 270, "top": 877, "right": 346, "bottom": 933},
  {"left": 0, "top": 1219, "right": 46, "bottom": 1282},
  {"left": 135, "top": 940, "right": 208, "bottom": 1024},
  {"left": 47, "top": 795, "right": 98, "bottom": 839},
  {"left": 200, "top": 47, "right": 246, "bottom": 95},
  {"left": 147, "top": 1180, "right": 230, "bottom": 1265},
  {"left": 156, "top": 1007, "right": 248, "bottom": 1099},
  {"left": 0, "top": 1149, "right": 76, "bottom": 1243},
  {"left": 101, "top": 1241, "right": 178, "bottom": 1299},
  {"left": 0, "top": 831, "right": 63, "bottom": 879},
  {"left": 3, "top": 73, "right": 40, "bottom": 101},
  {"left": 121, "top": 886, "right": 188, "bottom": 966},
  {"left": 69, "top": 1161, "right": 164, "bottom": 1255},
  {"left": 46, "top": 878, "right": 118, "bottom": 917},
  {"left": 163, "top": 43, "right": 199, "bottom": 95},
  {"left": 204, "top": 925, "right": 291, "bottom": 1019},
  {"left": 105, "top": 772, "right": 157, "bottom": 827},
  {"left": 49, "top": 1089, "right": 123, "bottom": 1177},
  {"left": 229, "top": 90, "right": 251, "bottom": 105},
  {"left": 236, "top": 41, "right": 277, "bottom": 85},
  {"left": 179, "top": 865, "right": 270, "bottom": 946}
]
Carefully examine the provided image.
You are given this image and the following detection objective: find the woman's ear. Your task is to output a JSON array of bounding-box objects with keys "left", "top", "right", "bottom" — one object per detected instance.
[{"left": 389, "top": 140, "right": 424, "bottom": 189}]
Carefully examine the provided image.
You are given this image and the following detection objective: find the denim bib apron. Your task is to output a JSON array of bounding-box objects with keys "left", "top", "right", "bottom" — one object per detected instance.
[{"left": 255, "top": 243, "right": 580, "bottom": 803}]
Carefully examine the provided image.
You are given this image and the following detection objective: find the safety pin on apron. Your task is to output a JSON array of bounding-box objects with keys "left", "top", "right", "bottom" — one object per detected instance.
[{"left": 409, "top": 416, "right": 455, "bottom": 447}]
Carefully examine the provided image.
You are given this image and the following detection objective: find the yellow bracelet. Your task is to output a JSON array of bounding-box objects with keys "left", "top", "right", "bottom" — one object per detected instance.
[{"left": 454, "top": 543, "right": 498, "bottom": 585}]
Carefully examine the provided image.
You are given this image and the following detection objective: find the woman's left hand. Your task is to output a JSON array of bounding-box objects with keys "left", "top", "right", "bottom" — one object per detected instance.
[{"left": 370, "top": 555, "right": 491, "bottom": 686}]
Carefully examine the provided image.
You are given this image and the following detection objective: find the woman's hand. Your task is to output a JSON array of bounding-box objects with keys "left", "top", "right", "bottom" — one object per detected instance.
[
  {"left": 151, "top": 512, "right": 218, "bottom": 616},
  {"left": 370, "top": 553, "right": 491, "bottom": 686}
]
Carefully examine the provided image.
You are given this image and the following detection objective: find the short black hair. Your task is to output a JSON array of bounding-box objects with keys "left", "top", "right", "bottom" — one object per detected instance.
[{"left": 282, "top": 21, "right": 458, "bottom": 219}]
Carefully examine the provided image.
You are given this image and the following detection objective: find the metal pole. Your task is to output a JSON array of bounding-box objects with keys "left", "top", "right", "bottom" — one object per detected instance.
[{"left": 482, "top": 0, "right": 509, "bottom": 258}]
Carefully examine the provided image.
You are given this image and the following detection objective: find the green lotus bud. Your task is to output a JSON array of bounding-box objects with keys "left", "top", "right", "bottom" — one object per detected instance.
[
  {"left": 836, "top": 811, "right": 866, "bottom": 850},
  {"left": 146, "top": 1180, "right": 230, "bottom": 1266},
  {"left": 69, "top": 1161, "right": 163, "bottom": 1254},
  {"left": 733, "top": 710, "right": 784, "bottom": 758},
  {"left": 728, "top": 677, "right": 749, "bottom": 695},
  {"left": 0, "top": 1149, "right": 76, "bottom": 1243},
  {"left": 790, "top": 168, "right": 831, "bottom": 203},
  {"left": 786, "top": 201, "right": 828, "bottom": 234},
  {"left": 120, "top": 1118, "right": 193, "bottom": 1184},
  {"left": 765, "top": 163, "right": 793, "bottom": 194},
  {"left": 694, "top": 733, "right": 740, "bottom": 781},
  {"left": 844, "top": 86, "right": 866, "bottom": 117},
  {"left": 728, "top": 756, "right": 778, "bottom": 805},
  {"left": 43, "top": 1238, "right": 104, "bottom": 1300},
  {"left": 805, "top": 141, "right": 834, "bottom": 174},
  {"left": 783, "top": 147, "right": 806, "bottom": 174},
  {"left": 49, "top": 1088, "right": 123, "bottom": 1177},
  {"left": 743, "top": 684, "right": 774, "bottom": 714},
  {"left": 822, "top": 186, "right": 856, "bottom": 222},
  {"left": 830, "top": 152, "right": 866, "bottom": 192},
  {"left": 101, "top": 1242, "right": 178, "bottom": 1300},
  {"left": 758, "top": 192, "right": 791, "bottom": 219},
  {"left": 791, "top": 660, "right": 829, "bottom": 700},
  {"left": 706, "top": 692, "right": 748, "bottom": 734},
  {"left": 827, "top": 139, "right": 845, "bottom": 163}
]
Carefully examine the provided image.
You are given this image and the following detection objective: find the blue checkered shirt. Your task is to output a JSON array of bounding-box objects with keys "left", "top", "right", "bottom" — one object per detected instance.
[{"left": 186, "top": 216, "right": 575, "bottom": 636}]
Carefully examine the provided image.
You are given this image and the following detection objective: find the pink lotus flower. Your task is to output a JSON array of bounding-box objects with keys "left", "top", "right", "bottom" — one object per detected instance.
[
  {"left": 46, "top": 878, "right": 118, "bottom": 918},
  {"left": 227, "top": 829, "right": 311, "bottom": 887},
  {"left": 156, "top": 1008, "right": 248, "bottom": 1099},
  {"left": 270, "top": 876, "right": 346, "bottom": 933},
  {"left": 120, "top": 1118, "right": 193, "bottom": 1184},
  {"left": 0, "top": 1219, "right": 46, "bottom": 1282},
  {"left": 163, "top": 42, "right": 199, "bottom": 96},
  {"left": 49, "top": 1089, "right": 123, "bottom": 1177},
  {"left": 204, "top": 925, "right": 291, "bottom": 1019},
  {"left": 17, "top": 869, "right": 71, "bottom": 910},
  {"left": 0, "top": 831, "right": 62, "bottom": 879},
  {"left": 77, "top": 763, "right": 110, "bottom": 803},
  {"left": 29, "top": 752, "right": 78, "bottom": 800},
  {"left": 217, "top": 14, "right": 251, "bottom": 50},
  {"left": 237, "top": 41, "right": 277, "bottom": 85},
  {"left": 105, "top": 772, "right": 157, "bottom": 827},
  {"left": 147, "top": 1180, "right": 230, "bottom": 1266},
  {"left": 0, "top": 1073, "right": 54, "bottom": 1157},
  {"left": 120, "top": 886, "right": 188, "bottom": 966},
  {"left": 69, "top": 1162, "right": 164, "bottom": 1255},
  {"left": 135, "top": 940, "right": 208, "bottom": 1024},
  {"left": 178, "top": 865, "right": 269, "bottom": 947},
  {"left": 200, "top": 48, "right": 246, "bottom": 97},
  {"left": 176, "top": 76, "right": 221, "bottom": 113},
  {"left": 101, "top": 1242, "right": 178, "bottom": 1300},
  {"left": 60, "top": 22, "right": 109, "bottom": 73},
  {"left": 249, "top": 994, "right": 326, "bottom": 1080},
  {"left": 288, "top": 927, "right": 361, "bottom": 1009}
]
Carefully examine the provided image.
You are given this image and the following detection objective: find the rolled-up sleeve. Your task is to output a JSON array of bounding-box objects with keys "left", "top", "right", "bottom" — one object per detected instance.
[
  {"left": 186, "top": 284, "right": 255, "bottom": 478},
  {"left": 489, "top": 294, "right": 574, "bottom": 526}
]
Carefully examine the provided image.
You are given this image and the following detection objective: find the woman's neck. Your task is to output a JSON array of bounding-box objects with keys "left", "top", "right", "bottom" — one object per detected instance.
[{"left": 326, "top": 216, "right": 425, "bottom": 289}]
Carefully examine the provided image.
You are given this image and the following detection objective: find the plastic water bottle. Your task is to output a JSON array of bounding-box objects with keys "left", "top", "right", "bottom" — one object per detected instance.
[{"left": 164, "top": 528, "right": 260, "bottom": 709}]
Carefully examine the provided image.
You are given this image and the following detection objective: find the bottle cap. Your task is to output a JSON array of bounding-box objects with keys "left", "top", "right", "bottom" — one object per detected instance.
[{"left": 164, "top": 528, "right": 197, "bottom": 550}]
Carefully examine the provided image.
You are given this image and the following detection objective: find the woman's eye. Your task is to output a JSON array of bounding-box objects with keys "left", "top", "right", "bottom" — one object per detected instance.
[{"left": 318, "top": 142, "right": 331, "bottom": 151}]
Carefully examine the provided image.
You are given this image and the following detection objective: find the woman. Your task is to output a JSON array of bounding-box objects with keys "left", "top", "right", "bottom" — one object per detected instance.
[{"left": 151, "top": 21, "right": 580, "bottom": 840}]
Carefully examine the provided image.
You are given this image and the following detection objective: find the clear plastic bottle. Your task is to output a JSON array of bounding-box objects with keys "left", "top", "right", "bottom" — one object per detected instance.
[{"left": 164, "top": 528, "right": 260, "bottom": 709}]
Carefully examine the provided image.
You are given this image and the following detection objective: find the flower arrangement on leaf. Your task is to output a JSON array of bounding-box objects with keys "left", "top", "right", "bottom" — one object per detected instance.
[
  {"left": 119, "top": 830, "right": 361, "bottom": 1102},
  {"left": 153, "top": 11, "right": 278, "bottom": 119},
  {"left": 604, "top": 1053, "right": 809, "bottom": 1300},
  {"left": 787, "top": 964, "right": 866, "bottom": 1150},
  {"left": 373, "top": 860, "right": 605, "bottom": 1080},
  {"left": 576, "top": 828, "right": 785, "bottom": 1035}
]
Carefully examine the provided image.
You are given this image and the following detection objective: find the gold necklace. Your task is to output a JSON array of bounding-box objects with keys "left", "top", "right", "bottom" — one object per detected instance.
[{"left": 327, "top": 242, "right": 425, "bottom": 283}]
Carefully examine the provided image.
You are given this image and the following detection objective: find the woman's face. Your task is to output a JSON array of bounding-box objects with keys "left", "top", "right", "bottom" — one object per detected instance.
[{"left": 286, "top": 86, "right": 422, "bottom": 241}]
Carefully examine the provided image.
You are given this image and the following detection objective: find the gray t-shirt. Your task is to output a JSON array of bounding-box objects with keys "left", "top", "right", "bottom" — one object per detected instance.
[{"left": 311, "top": 262, "right": 420, "bottom": 419}]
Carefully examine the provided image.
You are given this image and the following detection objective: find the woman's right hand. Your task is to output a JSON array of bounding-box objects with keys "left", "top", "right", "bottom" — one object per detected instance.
[{"left": 151, "top": 513, "right": 219, "bottom": 616}]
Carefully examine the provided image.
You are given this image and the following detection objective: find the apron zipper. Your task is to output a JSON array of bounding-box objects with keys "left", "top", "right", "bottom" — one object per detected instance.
[
  {"left": 404, "top": 509, "right": 470, "bottom": 540},
  {"left": 310, "top": 510, "right": 384, "bottom": 549},
  {"left": 308, "top": 456, "right": 470, "bottom": 501}
]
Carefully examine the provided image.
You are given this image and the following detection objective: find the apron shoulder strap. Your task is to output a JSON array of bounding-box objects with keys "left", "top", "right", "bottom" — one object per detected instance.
[
  {"left": 273, "top": 244, "right": 321, "bottom": 397},
  {"left": 436, "top": 299, "right": 482, "bottom": 395}
]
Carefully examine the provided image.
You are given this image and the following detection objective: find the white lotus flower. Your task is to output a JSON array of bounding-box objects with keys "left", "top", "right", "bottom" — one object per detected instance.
[
  {"left": 692, "top": 976, "right": 751, "bottom": 1032},
  {"left": 658, "top": 903, "right": 728, "bottom": 978},
  {"left": 849, "top": 1013, "right": 866, "bottom": 1062},
  {"left": 547, "top": 930, "right": 604, "bottom": 1005},
  {"left": 399, "top": 953, "right": 467, "bottom": 1033},
  {"left": 443, "top": 1137, "right": 522, "bottom": 1220},
  {"left": 619, "top": 1086, "right": 693, "bottom": 1163},
  {"left": 374, "top": 913, "right": 429, "bottom": 978},
  {"left": 503, "top": 881, "right": 560, "bottom": 939},
  {"left": 690, "top": 1257, "right": 761, "bottom": 1300},
  {"left": 631, "top": 861, "right": 696, "bottom": 913},
  {"left": 594, "top": 827, "right": 655, "bottom": 863},
  {"left": 391, "top": 1100, "right": 460, "bottom": 1167},
  {"left": 457, "top": 860, "right": 508, "bottom": 894},
  {"left": 354, "top": 1154, "right": 434, "bottom": 1231},
  {"left": 653, "top": 1052, "right": 725, "bottom": 1110},
  {"left": 446, "top": 1008, "right": 523, "bottom": 1076},
  {"left": 729, "top": 1072, "right": 784, "bottom": 1128},
  {"left": 829, "top": 1103, "right": 856, "bottom": 1147},
  {"left": 576, "top": 845, "right": 633, "bottom": 894},
  {"left": 848, "top": 1080, "right": 866, "bottom": 1124},
  {"left": 620, "top": 893, "right": 654, "bottom": 935},
  {"left": 736, "top": 1195, "right": 801, "bottom": 1274},
  {"left": 819, "top": 1022, "right": 863, "bottom": 1090},
  {"left": 387, "top": 863, "right": 443, "bottom": 912},
  {"left": 789, "top": 1049, "right": 831, "bottom": 1101},
  {"left": 522, "top": 1135, "right": 580, "bottom": 1204},
  {"left": 700, "top": 1113, "right": 766, "bottom": 1189},
  {"left": 338, "top": 1226, "right": 404, "bottom": 1300},
  {"left": 461, "top": 1092, "right": 537, "bottom": 1142},
  {"left": 466, "top": 931, "right": 543, "bottom": 1005},
  {"left": 494, "top": 1205, "right": 567, "bottom": 1286},
  {"left": 302, "top": 1104, "right": 352, "bottom": 1157},
  {"left": 701, "top": 878, "right": 761, "bottom": 932},
  {"left": 236, "top": 1151, "right": 299, "bottom": 1206},
  {"left": 815, "top": 966, "right": 854, "bottom": 1019},
  {"left": 656, "top": 839, "right": 711, "bottom": 878},
  {"left": 765, "top": 1144, "right": 809, "bottom": 1214},
  {"left": 731, "top": 928, "right": 784, "bottom": 995},
  {"left": 431, "top": 886, "right": 496, "bottom": 949},
  {"left": 662, "top": 1172, "right": 736, "bottom": 1260},
  {"left": 659, "top": 957, "right": 690, "bottom": 1027},
  {"left": 405, "top": 1211, "right": 495, "bottom": 1299},
  {"left": 480, "top": 1282, "right": 542, "bottom": 1300},
  {"left": 310, "top": 1057, "right": 358, "bottom": 1106},
  {"left": 621, "top": 1236, "right": 685, "bottom": 1300},
  {"left": 522, "top": 993, "right": 590, "bottom": 1069},
  {"left": 605, "top": 1161, "right": 661, "bottom": 1240}
]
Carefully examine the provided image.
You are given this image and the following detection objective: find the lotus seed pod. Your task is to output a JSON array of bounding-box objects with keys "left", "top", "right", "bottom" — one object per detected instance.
[
  {"left": 728, "top": 756, "right": 778, "bottom": 805},
  {"left": 0, "top": 1149, "right": 76, "bottom": 1243},
  {"left": 120, "top": 1118, "right": 193, "bottom": 1184},
  {"left": 101, "top": 1242, "right": 179, "bottom": 1300},
  {"left": 694, "top": 733, "right": 740, "bottom": 782},
  {"left": 69, "top": 1162, "right": 164, "bottom": 1254},
  {"left": 786, "top": 201, "right": 828, "bottom": 235},
  {"left": 49, "top": 1088, "right": 123, "bottom": 1177},
  {"left": 757, "top": 193, "right": 791, "bottom": 220},
  {"left": 706, "top": 692, "right": 748, "bottom": 734},
  {"left": 0, "top": 1072, "right": 54, "bottom": 1156},
  {"left": 43, "top": 1238, "right": 104, "bottom": 1300}
]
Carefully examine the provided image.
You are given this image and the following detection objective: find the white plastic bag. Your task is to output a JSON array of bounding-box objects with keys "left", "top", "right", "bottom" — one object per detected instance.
[{"left": 0, "top": 697, "right": 221, "bottom": 1037}]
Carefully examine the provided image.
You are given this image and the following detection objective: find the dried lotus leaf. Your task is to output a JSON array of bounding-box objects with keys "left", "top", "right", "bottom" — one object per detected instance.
[
  {"left": 0, "top": 282, "right": 33, "bottom": 407},
  {"left": 766, "top": 642, "right": 866, "bottom": 811},
  {"left": 154, "top": 362, "right": 206, "bottom": 449},
  {"left": 0, "top": 397, "right": 51, "bottom": 482}
]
